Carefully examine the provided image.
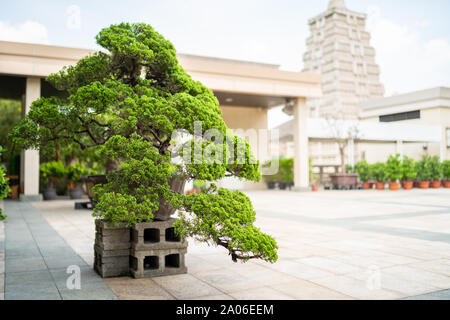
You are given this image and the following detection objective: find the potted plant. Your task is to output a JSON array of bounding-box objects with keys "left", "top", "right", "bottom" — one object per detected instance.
[
  {"left": 279, "top": 158, "right": 294, "bottom": 190},
  {"left": 415, "top": 155, "right": 432, "bottom": 189},
  {"left": 354, "top": 160, "right": 371, "bottom": 189},
  {"left": 401, "top": 156, "right": 416, "bottom": 190},
  {"left": 39, "top": 161, "right": 65, "bottom": 200},
  {"left": 0, "top": 146, "right": 10, "bottom": 221},
  {"left": 262, "top": 159, "right": 278, "bottom": 190},
  {"left": 67, "top": 162, "right": 89, "bottom": 199},
  {"left": 429, "top": 156, "right": 443, "bottom": 188},
  {"left": 443, "top": 160, "right": 450, "bottom": 188},
  {"left": 311, "top": 173, "right": 319, "bottom": 192},
  {"left": 10, "top": 23, "right": 278, "bottom": 278},
  {"left": 386, "top": 154, "right": 402, "bottom": 190},
  {"left": 372, "top": 162, "right": 387, "bottom": 190}
]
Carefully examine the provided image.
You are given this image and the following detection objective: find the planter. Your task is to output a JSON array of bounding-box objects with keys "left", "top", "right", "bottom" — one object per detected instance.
[
  {"left": 362, "top": 182, "right": 371, "bottom": 190},
  {"left": 312, "top": 185, "right": 318, "bottom": 192},
  {"left": 69, "top": 187, "right": 83, "bottom": 199},
  {"left": 375, "top": 182, "right": 385, "bottom": 190},
  {"left": 43, "top": 188, "right": 57, "bottom": 200},
  {"left": 9, "top": 185, "right": 19, "bottom": 199},
  {"left": 431, "top": 180, "right": 441, "bottom": 189},
  {"left": 267, "top": 182, "right": 276, "bottom": 190},
  {"left": 278, "top": 183, "right": 287, "bottom": 190},
  {"left": 443, "top": 180, "right": 450, "bottom": 188},
  {"left": 329, "top": 174, "right": 359, "bottom": 190},
  {"left": 83, "top": 174, "right": 108, "bottom": 202},
  {"left": 418, "top": 181, "right": 430, "bottom": 189},
  {"left": 130, "top": 218, "right": 188, "bottom": 278},
  {"left": 389, "top": 182, "right": 400, "bottom": 191},
  {"left": 401, "top": 181, "right": 414, "bottom": 190}
]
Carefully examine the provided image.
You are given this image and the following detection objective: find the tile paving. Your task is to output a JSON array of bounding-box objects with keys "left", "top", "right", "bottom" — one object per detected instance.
[{"left": 2, "top": 188, "right": 450, "bottom": 300}]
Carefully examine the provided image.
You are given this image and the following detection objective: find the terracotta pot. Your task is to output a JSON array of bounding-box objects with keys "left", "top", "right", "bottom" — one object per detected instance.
[
  {"left": 312, "top": 185, "right": 318, "bottom": 192},
  {"left": 389, "top": 182, "right": 400, "bottom": 191},
  {"left": 418, "top": 181, "right": 430, "bottom": 189},
  {"left": 9, "top": 185, "right": 19, "bottom": 199},
  {"left": 362, "top": 182, "right": 373, "bottom": 190},
  {"left": 401, "top": 181, "right": 414, "bottom": 190},
  {"left": 431, "top": 180, "right": 441, "bottom": 189},
  {"left": 375, "top": 182, "right": 385, "bottom": 190},
  {"left": 443, "top": 180, "right": 450, "bottom": 188}
]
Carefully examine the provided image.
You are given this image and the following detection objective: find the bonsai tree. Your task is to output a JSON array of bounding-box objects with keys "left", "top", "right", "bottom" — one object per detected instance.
[
  {"left": 401, "top": 156, "right": 417, "bottom": 181},
  {"left": 429, "top": 156, "right": 443, "bottom": 182},
  {"left": 279, "top": 158, "right": 294, "bottom": 189},
  {"left": 443, "top": 160, "right": 450, "bottom": 181},
  {"left": 385, "top": 154, "right": 402, "bottom": 183},
  {"left": 40, "top": 161, "right": 66, "bottom": 190},
  {"left": 415, "top": 155, "right": 432, "bottom": 182},
  {"left": 10, "top": 23, "right": 277, "bottom": 263},
  {"left": 0, "top": 146, "right": 10, "bottom": 220},
  {"left": 372, "top": 162, "right": 387, "bottom": 183},
  {"left": 354, "top": 160, "right": 370, "bottom": 182},
  {"left": 67, "top": 162, "right": 90, "bottom": 188}
]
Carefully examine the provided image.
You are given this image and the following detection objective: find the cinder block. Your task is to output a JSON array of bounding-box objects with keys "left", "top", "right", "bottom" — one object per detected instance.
[
  {"left": 130, "top": 247, "right": 188, "bottom": 279},
  {"left": 131, "top": 218, "right": 187, "bottom": 250}
]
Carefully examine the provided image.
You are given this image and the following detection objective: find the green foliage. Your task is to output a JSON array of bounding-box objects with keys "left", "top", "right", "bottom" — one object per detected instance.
[
  {"left": 415, "top": 155, "right": 433, "bottom": 182},
  {"left": 443, "top": 160, "right": 450, "bottom": 180},
  {"left": 354, "top": 160, "right": 371, "bottom": 182},
  {"left": 279, "top": 158, "right": 294, "bottom": 184},
  {"left": 385, "top": 154, "right": 403, "bottom": 182},
  {"left": 0, "top": 146, "right": 10, "bottom": 220},
  {"left": 262, "top": 159, "right": 280, "bottom": 183},
  {"left": 429, "top": 156, "right": 443, "bottom": 181},
  {"left": 39, "top": 161, "right": 65, "bottom": 188},
  {"left": 401, "top": 156, "right": 417, "bottom": 181},
  {"left": 372, "top": 162, "right": 387, "bottom": 182},
  {"left": 67, "top": 162, "right": 90, "bottom": 185},
  {"left": 9, "top": 23, "right": 276, "bottom": 262},
  {"left": 0, "top": 99, "right": 21, "bottom": 168},
  {"left": 345, "top": 164, "right": 354, "bottom": 174}
]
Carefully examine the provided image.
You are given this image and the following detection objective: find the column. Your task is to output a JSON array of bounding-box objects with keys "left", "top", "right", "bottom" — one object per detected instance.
[
  {"left": 293, "top": 98, "right": 310, "bottom": 191},
  {"left": 20, "top": 77, "right": 42, "bottom": 201}
]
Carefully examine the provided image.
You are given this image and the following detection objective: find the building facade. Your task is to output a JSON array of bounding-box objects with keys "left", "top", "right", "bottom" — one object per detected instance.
[{"left": 302, "top": 0, "right": 385, "bottom": 119}]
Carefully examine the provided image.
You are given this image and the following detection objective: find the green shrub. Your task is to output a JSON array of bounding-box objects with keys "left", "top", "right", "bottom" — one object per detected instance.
[
  {"left": 443, "top": 160, "right": 450, "bottom": 180},
  {"left": 40, "top": 161, "right": 66, "bottom": 188},
  {"left": 372, "top": 162, "right": 387, "bottom": 182},
  {"left": 429, "top": 156, "right": 443, "bottom": 181},
  {"left": 415, "top": 155, "right": 433, "bottom": 182},
  {"left": 67, "top": 162, "right": 90, "bottom": 187},
  {"left": 279, "top": 158, "right": 294, "bottom": 184},
  {"left": 262, "top": 159, "right": 280, "bottom": 184},
  {"left": 386, "top": 154, "right": 402, "bottom": 182},
  {"left": 345, "top": 164, "right": 354, "bottom": 174},
  {"left": 0, "top": 146, "right": 10, "bottom": 220},
  {"left": 401, "top": 156, "right": 417, "bottom": 181},
  {"left": 354, "top": 160, "right": 371, "bottom": 182}
]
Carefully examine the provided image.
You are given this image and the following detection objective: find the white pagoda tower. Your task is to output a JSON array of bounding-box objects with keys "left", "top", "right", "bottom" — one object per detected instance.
[{"left": 303, "top": 0, "right": 385, "bottom": 119}]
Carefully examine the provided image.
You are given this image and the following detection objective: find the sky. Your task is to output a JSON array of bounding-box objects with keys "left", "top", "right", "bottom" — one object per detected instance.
[{"left": 1, "top": 0, "right": 449, "bottom": 128}]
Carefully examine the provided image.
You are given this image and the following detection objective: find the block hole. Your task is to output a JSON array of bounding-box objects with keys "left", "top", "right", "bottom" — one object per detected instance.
[
  {"left": 144, "top": 256, "right": 159, "bottom": 270},
  {"left": 144, "top": 228, "right": 160, "bottom": 243},
  {"left": 129, "top": 256, "right": 138, "bottom": 270},
  {"left": 165, "top": 254, "right": 180, "bottom": 268},
  {"left": 165, "top": 227, "right": 180, "bottom": 242}
]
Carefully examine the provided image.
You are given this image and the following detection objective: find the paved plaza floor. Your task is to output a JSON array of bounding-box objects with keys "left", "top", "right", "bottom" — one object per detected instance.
[{"left": 1, "top": 188, "right": 450, "bottom": 300}]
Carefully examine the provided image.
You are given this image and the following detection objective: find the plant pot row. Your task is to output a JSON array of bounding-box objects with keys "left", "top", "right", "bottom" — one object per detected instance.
[{"left": 361, "top": 180, "right": 450, "bottom": 190}]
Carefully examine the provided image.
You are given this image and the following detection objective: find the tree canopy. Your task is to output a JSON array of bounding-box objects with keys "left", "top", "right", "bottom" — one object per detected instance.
[{"left": 10, "top": 23, "right": 278, "bottom": 263}]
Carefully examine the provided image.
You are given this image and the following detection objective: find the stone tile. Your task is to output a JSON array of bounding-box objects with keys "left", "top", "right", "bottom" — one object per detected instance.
[
  {"left": 297, "top": 257, "right": 361, "bottom": 275},
  {"left": 59, "top": 284, "right": 118, "bottom": 300},
  {"left": 404, "top": 289, "right": 450, "bottom": 300},
  {"left": 5, "top": 256, "right": 47, "bottom": 273},
  {"left": 105, "top": 277, "right": 174, "bottom": 300},
  {"left": 382, "top": 265, "right": 450, "bottom": 289},
  {"left": 6, "top": 270, "right": 53, "bottom": 286},
  {"left": 229, "top": 286, "right": 294, "bottom": 300},
  {"left": 270, "top": 278, "right": 354, "bottom": 300},
  {"left": 0, "top": 293, "right": 3, "bottom": 300},
  {"left": 49, "top": 266, "right": 104, "bottom": 290},
  {"left": 0, "top": 261, "right": 4, "bottom": 274},
  {"left": 191, "top": 294, "right": 234, "bottom": 300},
  {"left": 309, "top": 275, "right": 405, "bottom": 300},
  {"left": 5, "top": 282, "right": 61, "bottom": 300},
  {"left": 185, "top": 255, "right": 221, "bottom": 275},
  {"left": 43, "top": 254, "right": 87, "bottom": 270},
  {"left": 407, "top": 259, "right": 450, "bottom": 277},
  {"left": 153, "top": 274, "right": 223, "bottom": 299},
  {"left": 265, "top": 260, "right": 335, "bottom": 280}
]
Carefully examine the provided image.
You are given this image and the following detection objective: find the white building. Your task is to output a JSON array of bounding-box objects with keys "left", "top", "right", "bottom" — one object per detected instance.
[{"left": 302, "top": 0, "right": 385, "bottom": 119}]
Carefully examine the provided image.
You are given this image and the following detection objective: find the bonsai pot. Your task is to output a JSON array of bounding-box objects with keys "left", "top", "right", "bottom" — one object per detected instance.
[
  {"left": 312, "top": 184, "right": 318, "bottom": 192},
  {"left": 278, "top": 182, "right": 287, "bottom": 190},
  {"left": 69, "top": 187, "right": 83, "bottom": 199},
  {"left": 389, "top": 182, "right": 400, "bottom": 191},
  {"left": 431, "top": 180, "right": 441, "bottom": 189},
  {"left": 362, "top": 182, "right": 371, "bottom": 190},
  {"left": 267, "top": 181, "right": 276, "bottom": 190},
  {"left": 402, "top": 181, "right": 414, "bottom": 190},
  {"left": 83, "top": 174, "right": 108, "bottom": 202},
  {"left": 43, "top": 188, "right": 57, "bottom": 200},
  {"left": 329, "top": 174, "right": 358, "bottom": 190},
  {"left": 443, "top": 180, "right": 450, "bottom": 188},
  {"left": 375, "top": 182, "right": 385, "bottom": 190},
  {"left": 418, "top": 181, "right": 430, "bottom": 189}
]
